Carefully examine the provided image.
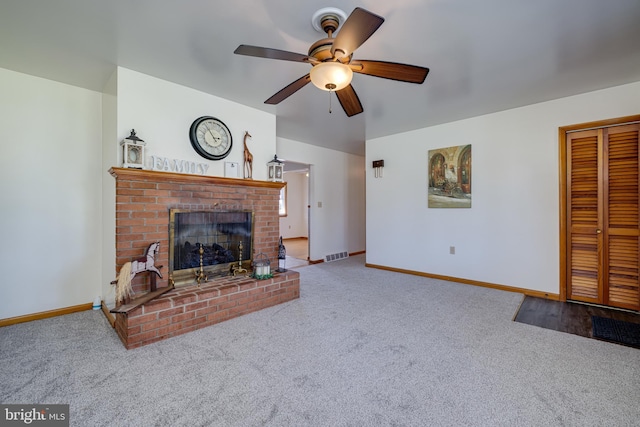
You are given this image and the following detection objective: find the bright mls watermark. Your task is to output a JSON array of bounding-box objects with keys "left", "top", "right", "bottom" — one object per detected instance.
[{"left": 0, "top": 405, "right": 69, "bottom": 426}]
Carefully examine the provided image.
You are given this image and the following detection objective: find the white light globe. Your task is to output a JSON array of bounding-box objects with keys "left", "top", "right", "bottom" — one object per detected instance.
[{"left": 310, "top": 62, "right": 353, "bottom": 91}]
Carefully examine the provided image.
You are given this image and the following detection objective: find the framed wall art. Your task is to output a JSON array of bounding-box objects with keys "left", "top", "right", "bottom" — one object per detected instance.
[{"left": 428, "top": 144, "right": 471, "bottom": 208}]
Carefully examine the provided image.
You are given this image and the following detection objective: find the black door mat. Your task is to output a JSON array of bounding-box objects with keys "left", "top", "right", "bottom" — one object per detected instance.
[{"left": 592, "top": 316, "right": 640, "bottom": 349}]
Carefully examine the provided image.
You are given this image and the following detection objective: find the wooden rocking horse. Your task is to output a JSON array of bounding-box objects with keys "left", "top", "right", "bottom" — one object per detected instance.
[{"left": 114, "top": 242, "right": 163, "bottom": 304}]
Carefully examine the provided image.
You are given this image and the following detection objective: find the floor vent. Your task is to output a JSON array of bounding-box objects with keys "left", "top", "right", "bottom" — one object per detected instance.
[{"left": 325, "top": 251, "right": 349, "bottom": 262}]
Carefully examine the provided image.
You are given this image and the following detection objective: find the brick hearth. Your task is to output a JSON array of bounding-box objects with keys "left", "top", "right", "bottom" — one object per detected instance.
[
  {"left": 110, "top": 167, "right": 300, "bottom": 349},
  {"left": 115, "top": 271, "right": 299, "bottom": 349}
]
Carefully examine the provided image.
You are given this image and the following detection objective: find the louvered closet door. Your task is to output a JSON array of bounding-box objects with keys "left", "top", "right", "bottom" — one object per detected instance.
[
  {"left": 605, "top": 124, "right": 640, "bottom": 309},
  {"left": 567, "top": 129, "right": 602, "bottom": 304},
  {"left": 567, "top": 124, "right": 640, "bottom": 311}
]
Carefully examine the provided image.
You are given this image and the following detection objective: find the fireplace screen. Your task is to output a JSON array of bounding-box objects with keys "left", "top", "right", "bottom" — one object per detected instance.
[{"left": 169, "top": 209, "right": 253, "bottom": 286}]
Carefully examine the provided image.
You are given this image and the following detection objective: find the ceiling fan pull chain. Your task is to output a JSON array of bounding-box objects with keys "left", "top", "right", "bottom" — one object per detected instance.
[{"left": 329, "top": 90, "right": 332, "bottom": 114}]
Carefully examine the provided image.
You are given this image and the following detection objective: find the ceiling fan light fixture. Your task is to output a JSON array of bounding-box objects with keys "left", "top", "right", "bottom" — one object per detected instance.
[{"left": 310, "top": 62, "right": 353, "bottom": 91}]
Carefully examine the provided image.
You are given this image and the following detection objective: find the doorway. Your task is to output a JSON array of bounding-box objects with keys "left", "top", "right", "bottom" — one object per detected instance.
[
  {"left": 560, "top": 115, "right": 640, "bottom": 311},
  {"left": 280, "top": 161, "right": 310, "bottom": 269}
]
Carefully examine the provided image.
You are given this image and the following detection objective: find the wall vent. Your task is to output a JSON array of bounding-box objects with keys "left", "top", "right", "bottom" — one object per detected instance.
[{"left": 325, "top": 251, "right": 349, "bottom": 262}]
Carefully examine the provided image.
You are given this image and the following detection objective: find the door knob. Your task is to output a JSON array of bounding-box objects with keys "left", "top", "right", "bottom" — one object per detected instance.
[{"left": 596, "top": 229, "right": 602, "bottom": 234}]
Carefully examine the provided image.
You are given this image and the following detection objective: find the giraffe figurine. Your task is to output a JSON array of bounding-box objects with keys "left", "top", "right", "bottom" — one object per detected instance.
[{"left": 243, "top": 131, "right": 253, "bottom": 179}]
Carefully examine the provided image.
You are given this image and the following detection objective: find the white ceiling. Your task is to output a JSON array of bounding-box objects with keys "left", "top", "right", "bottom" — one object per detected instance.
[{"left": 2, "top": 0, "right": 639, "bottom": 156}]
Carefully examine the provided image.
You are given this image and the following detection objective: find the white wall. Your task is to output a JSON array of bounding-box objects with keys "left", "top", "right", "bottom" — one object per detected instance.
[
  {"left": 0, "top": 68, "right": 103, "bottom": 319},
  {"left": 280, "top": 171, "right": 308, "bottom": 239},
  {"left": 277, "top": 137, "right": 366, "bottom": 261},
  {"left": 366, "top": 81, "right": 640, "bottom": 295},
  {"left": 115, "top": 68, "right": 276, "bottom": 180},
  {"left": 101, "top": 70, "right": 118, "bottom": 304}
]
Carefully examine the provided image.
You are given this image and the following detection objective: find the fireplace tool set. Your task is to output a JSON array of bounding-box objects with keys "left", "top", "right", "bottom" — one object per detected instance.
[
  {"left": 194, "top": 244, "right": 208, "bottom": 285},
  {"left": 193, "top": 240, "right": 279, "bottom": 283},
  {"left": 230, "top": 241, "right": 248, "bottom": 276}
]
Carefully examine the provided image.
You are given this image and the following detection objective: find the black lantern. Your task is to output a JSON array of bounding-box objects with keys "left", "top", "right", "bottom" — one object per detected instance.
[{"left": 276, "top": 236, "right": 287, "bottom": 272}]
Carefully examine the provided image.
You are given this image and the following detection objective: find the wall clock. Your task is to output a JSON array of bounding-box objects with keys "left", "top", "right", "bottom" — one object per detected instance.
[{"left": 189, "top": 116, "right": 233, "bottom": 160}]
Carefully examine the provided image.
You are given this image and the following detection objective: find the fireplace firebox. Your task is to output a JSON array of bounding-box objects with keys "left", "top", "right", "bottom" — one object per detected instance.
[{"left": 169, "top": 209, "right": 253, "bottom": 286}]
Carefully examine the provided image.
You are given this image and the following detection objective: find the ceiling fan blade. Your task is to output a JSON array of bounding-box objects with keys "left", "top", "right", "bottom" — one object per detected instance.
[
  {"left": 351, "top": 60, "right": 429, "bottom": 84},
  {"left": 331, "top": 8, "right": 384, "bottom": 60},
  {"left": 264, "top": 74, "right": 311, "bottom": 105},
  {"left": 335, "top": 84, "right": 363, "bottom": 117},
  {"left": 234, "top": 45, "right": 311, "bottom": 63}
]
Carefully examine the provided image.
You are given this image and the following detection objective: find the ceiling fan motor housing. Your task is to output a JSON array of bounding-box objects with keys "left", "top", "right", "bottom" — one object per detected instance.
[{"left": 308, "top": 38, "right": 351, "bottom": 63}]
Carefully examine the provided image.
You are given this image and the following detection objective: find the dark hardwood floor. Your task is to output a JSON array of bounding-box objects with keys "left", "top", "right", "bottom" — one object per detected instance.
[{"left": 514, "top": 296, "right": 640, "bottom": 339}]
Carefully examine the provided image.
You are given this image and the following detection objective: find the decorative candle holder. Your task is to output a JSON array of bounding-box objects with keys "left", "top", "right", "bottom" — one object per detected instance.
[{"left": 252, "top": 253, "right": 272, "bottom": 280}]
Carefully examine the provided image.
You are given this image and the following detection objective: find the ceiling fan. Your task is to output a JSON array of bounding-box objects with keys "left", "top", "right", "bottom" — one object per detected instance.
[{"left": 234, "top": 7, "right": 429, "bottom": 117}]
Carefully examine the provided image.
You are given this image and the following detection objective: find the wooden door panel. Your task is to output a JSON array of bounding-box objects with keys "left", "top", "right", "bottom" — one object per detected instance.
[
  {"left": 567, "top": 130, "right": 601, "bottom": 303},
  {"left": 605, "top": 124, "right": 640, "bottom": 310}
]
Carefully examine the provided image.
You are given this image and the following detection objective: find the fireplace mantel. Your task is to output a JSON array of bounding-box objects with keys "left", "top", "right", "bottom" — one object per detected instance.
[{"left": 109, "top": 167, "right": 285, "bottom": 190}]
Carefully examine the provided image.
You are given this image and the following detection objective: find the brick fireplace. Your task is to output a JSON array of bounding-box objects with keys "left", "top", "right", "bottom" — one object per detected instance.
[{"left": 110, "top": 167, "right": 300, "bottom": 349}]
